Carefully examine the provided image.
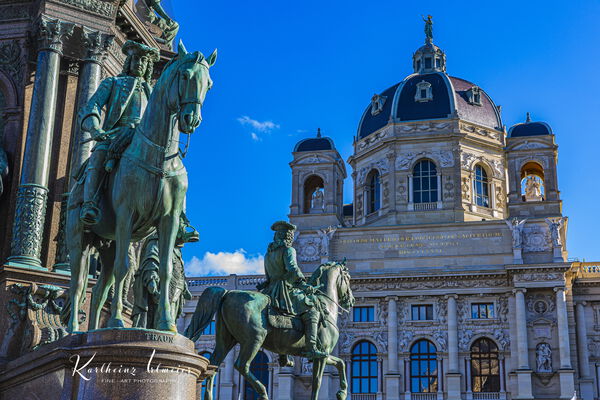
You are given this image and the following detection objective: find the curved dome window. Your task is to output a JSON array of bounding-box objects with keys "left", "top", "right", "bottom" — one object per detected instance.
[
  {"left": 413, "top": 160, "right": 438, "bottom": 204},
  {"left": 414, "top": 80, "right": 433, "bottom": 103},
  {"left": 474, "top": 165, "right": 490, "bottom": 208},
  {"left": 367, "top": 170, "right": 381, "bottom": 214}
]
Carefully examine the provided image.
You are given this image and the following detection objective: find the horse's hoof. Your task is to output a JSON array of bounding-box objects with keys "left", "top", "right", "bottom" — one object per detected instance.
[
  {"left": 157, "top": 320, "right": 177, "bottom": 332},
  {"left": 107, "top": 318, "right": 125, "bottom": 328},
  {"left": 336, "top": 390, "right": 347, "bottom": 400}
]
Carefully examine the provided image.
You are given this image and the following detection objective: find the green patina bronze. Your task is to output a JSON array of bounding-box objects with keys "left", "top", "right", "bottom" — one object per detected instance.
[
  {"left": 65, "top": 40, "right": 216, "bottom": 333},
  {"left": 185, "top": 222, "right": 355, "bottom": 400},
  {"left": 423, "top": 14, "right": 433, "bottom": 43}
]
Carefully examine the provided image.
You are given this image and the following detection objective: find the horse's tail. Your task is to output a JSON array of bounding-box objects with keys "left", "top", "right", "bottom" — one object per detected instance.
[{"left": 184, "top": 286, "right": 227, "bottom": 342}]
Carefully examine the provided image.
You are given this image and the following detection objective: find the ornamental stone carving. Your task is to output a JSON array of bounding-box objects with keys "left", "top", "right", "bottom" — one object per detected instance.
[
  {"left": 317, "top": 226, "right": 337, "bottom": 257},
  {"left": 38, "top": 17, "right": 75, "bottom": 54},
  {"left": 0, "top": 41, "right": 25, "bottom": 86},
  {"left": 294, "top": 235, "right": 321, "bottom": 262},
  {"left": 357, "top": 159, "right": 389, "bottom": 185},
  {"left": 57, "top": 0, "right": 117, "bottom": 17},
  {"left": 494, "top": 329, "right": 510, "bottom": 350},
  {"left": 82, "top": 28, "right": 114, "bottom": 63},
  {"left": 545, "top": 217, "right": 565, "bottom": 248},
  {"left": 436, "top": 297, "right": 447, "bottom": 323},
  {"left": 513, "top": 141, "right": 546, "bottom": 150},
  {"left": 10, "top": 185, "right": 48, "bottom": 262},
  {"left": 460, "top": 122, "right": 502, "bottom": 141},
  {"left": 514, "top": 272, "right": 561, "bottom": 283},
  {"left": 357, "top": 126, "right": 392, "bottom": 151},
  {"left": 461, "top": 177, "right": 470, "bottom": 201},
  {"left": 459, "top": 329, "right": 473, "bottom": 350},
  {"left": 395, "top": 150, "right": 454, "bottom": 170},
  {"left": 526, "top": 293, "right": 556, "bottom": 319},
  {"left": 461, "top": 152, "right": 503, "bottom": 178},
  {"left": 536, "top": 343, "right": 552, "bottom": 372},
  {"left": 398, "top": 122, "right": 450, "bottom": 133},
  {"left": 522, "top": 225, "right": 551, "bottom": 252},
  {"left": 352, "top": 278, "right": 507, "bottom": 293},
  {"left": 505, "top": 218, "right": 527, "bottom": 249},
  {"left": 433, "top": 331, "right": 447, "bottom": 351},
  {"left": 443, "top": 175, "right": 454, "bottom": 201},
  {"left": 399, "top": 330, "right": 414, "bottom": 351}
]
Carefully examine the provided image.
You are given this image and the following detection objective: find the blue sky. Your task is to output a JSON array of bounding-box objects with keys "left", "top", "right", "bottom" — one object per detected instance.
[{"left": 164, "top": 0, "right": 600, "bottom": 275}]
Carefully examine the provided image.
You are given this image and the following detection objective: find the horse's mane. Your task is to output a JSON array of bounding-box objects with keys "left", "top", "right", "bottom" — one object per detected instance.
[{"left": 308, "top": 262, "right": 338, "bottom": 287}]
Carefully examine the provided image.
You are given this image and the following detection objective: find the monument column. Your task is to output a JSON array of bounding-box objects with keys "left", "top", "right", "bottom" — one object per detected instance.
[
  {"left": 555, "top": 287, "right": 576, "bottom": 399},
  {"left": 445, "top": 294, "right": 461, "bottom": 399},
  {"left": 513, "top": 288, "right": 533, "bottom": 399},
  {"left": 68, "top": 28, "right": 113, "bottom": 188},
  {"left": 576, "top": 302, "right": 595, "bottom": 400},
  {"left": 7, "top": 17, "right": 74, "bottom": 269},
  {"left": 385, "top": 296, "right": 401, "bottom": 400}
]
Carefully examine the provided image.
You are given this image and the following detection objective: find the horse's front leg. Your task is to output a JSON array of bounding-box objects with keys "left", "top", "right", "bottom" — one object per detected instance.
[
  {"left": 325, "top": 355, "right": 348, "bottom": 400},
  {"left": 108, "top": 211, "right": 134, "bottom": 328},
  {"left": 156, "top": 212, "right": 179, "bottom": 332},
  {"left": 310, "top": 358, "right": 327, "bottom": 400}
]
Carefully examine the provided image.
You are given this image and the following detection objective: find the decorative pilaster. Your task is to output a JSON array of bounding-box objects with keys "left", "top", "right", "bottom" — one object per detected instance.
[
  {"left": 7, "top": 17, "right": 73, "bottom": 269},
  {"left": 576, "top": 302, "right": 595, "bottom": 400},
  {"left": 385, "top": 296, "right": 401, "bottom": 400},
  {"left": 513, "top": 288, "right": 533, "bottom": 399},
  {"left": 555, "top": 287, "right": 576, "bottom": 399},
  {"left": 446, "top": 294, "right": 461, "bottom": 400}
]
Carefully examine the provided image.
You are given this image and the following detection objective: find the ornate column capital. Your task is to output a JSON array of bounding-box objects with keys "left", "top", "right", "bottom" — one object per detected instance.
[
  {"left": 553, "top": 286, "right": 566, "bottom": 294},
  {"left": 38, "top": 17, "right": 74, "bottom": 55},
  {"left": 82, "top": 27, "right": 114, "bottom": 64},
  {"left": 385, "top": 295, "right": 398, "bottom": 302},
  {"left": 513, "top": 288, "right": 527, "bottom": 295},
  {"left": 445, "top": 294, "right": 458, "bottom": 300}
]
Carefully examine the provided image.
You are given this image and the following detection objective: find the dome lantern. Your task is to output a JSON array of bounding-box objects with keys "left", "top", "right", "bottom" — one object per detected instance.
[{"left": 412, "top": 15, "right": 446, "bottom": 74}]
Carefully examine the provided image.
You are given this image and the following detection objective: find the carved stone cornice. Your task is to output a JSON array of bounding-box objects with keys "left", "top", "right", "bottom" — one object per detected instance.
[
  {"left": 82, "top": 28, "right": 114, "bottom": 64},
  {"left": 351, "top": 273, "right": 508, "bottom": 292},
  {"left": 55, "top": 0, "right": 117, "bottom": 18},
  {"left": 38, "top": 17, "right": 75, "bottom": 55}
]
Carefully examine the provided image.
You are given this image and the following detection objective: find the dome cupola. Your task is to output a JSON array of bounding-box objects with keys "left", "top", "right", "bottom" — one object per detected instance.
[
  {"left": 412, "top": 16, "right": 446, "bottom": 74},
  {"left": 508, "top": 113, "right": 553, "bottom": 137}
]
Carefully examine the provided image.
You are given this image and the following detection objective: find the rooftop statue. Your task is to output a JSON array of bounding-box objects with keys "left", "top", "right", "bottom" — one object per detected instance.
[
  {"left": 423, "top": 14, "right": 433, "bottom": 43},
  {"left": 184, "top": 221, "right": 355, "bottom": 400},
  {"left": 65, "top": 40, "right": 216, "bottom": 333}
]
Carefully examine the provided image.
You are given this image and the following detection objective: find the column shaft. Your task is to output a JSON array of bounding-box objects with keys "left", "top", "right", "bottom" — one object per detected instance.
[
  {"left": 8, "top": 18, "right": 73, "bottom": 268},
  {"left": 387, "top": 297, "right": 398, "bottom": 373},
  {"left": 576, "top": 302, "right": 591, "bottom": 378},
  {"left": 555, "top": 288, "right": 572, "bottom": 369},
  {"left": 447, "top": 295, "right": 459, "bottom": 373},
  {"left": 515, "top": 289, "right": 530, "bottom": 369}
]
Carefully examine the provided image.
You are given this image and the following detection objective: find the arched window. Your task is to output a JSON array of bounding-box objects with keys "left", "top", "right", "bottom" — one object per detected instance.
[
  {"left": 351, "top": 341, "right": 378, "bottom": 394},
  {"left": 410, "top": 339, "right": 438, "bottom": 393},
  {"left": 471, "top": 338, "right": 500, "bottom": 393},
  {"left": 474, "top": 165, "right": 490, "bottom": 207},
  {"left": 520, "top": 162, "right": 545, "bottom": 202},
  {"left": 413, "top": 160, "right": 438, "bottom": 204},
  {"left": 366, "top": 170, "right": 381, "bottom": 214},
  {"left": 200, "top": 351, "right": 217, "bottom": 399},
  {"left": 244, "top": 351, "right": 269, "bottom": 400},
  {"left": 304, "top": 175, "right": 325, "bottom": 213}
]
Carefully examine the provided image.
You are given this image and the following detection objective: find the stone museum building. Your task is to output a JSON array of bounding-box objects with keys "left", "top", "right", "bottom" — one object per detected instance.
[{"left": 180, "top": 29, "right": 600, "bottom": 400}]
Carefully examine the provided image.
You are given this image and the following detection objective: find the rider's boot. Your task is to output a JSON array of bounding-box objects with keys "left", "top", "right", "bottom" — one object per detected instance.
[
  {"left": 278, "top": 354, "right": 294, "bottom": 368},
  {"left": 80, "top": 151, "right": 105, "bottom": 225},
  {"left": 301, "top": 310, "right": 327, "bottom": 360}
]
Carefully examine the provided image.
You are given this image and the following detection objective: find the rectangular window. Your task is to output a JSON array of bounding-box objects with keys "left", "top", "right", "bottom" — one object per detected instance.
[
  {"left": 411, "top": 305, "right": 433, "bottom": 321},
  {"left": 202, "top": 320, "right": 216, "bottom": 335},
  {"left": 353, "top": 306, "right": 375, "bottom": 322},
  {"left": 471, "top": 303, "right": 495, "bottom": 319},
  {"left": 420, "top": 89, "right": 427, "bottom": 99},
  {"left": 424, "top": 57, "right": 432, "bottom": 69}
]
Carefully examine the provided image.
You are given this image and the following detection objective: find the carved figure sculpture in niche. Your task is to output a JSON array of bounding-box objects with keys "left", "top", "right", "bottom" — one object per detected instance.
[
  {"left": 524, "top": 175, "right": 543, "bottom": 201},
  {"left": 505, "top": 218, "right": 527, "bottom": 248},
  {"left": 536, "top": 342, "right": 552, "bottom": 372},
  {"left": 545, "top": 217, "right": 564, "bottom": 247},
  {"left": 311, "top": 186, "right": 324, "bottom": 211}
]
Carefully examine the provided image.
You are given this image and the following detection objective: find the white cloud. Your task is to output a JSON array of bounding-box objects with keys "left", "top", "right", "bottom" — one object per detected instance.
[
  {"left": 250, "top": 132, "right": 261, "bottom": 141},
  {"left": 185, "top": 249, "right": 264, "bottom": 276},
  {"left": 237, "top": 116, "right": 280, "bottom": 132}
]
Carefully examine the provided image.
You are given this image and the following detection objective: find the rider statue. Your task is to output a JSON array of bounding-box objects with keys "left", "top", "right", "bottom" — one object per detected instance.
[
  {"left": 257, "top": 221, "right": 327, "bottom": 361},
  {"left": 78, "top": 40, "right": 159, "bottom": 226}
]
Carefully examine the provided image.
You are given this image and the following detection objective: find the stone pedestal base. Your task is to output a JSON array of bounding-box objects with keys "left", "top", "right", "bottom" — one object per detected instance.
[
  {"left": 514, "top": 369, "right": 533, "bottom": 399},
  {"left": 277, "top": 371, "right": 294, "bottom": 400},
  {"left": 558, "top": 369, "right": 575, "bottom": 399},
  {"left": 513, "top": 248, "right": 523, "bottom": 264},
  {"left": 0, "top": 328, "right": 212, "bottom": 400},
  {"left": 446, "top": 372, "right": 462, "bottom": 400},
  {"left": 578, "top": 378, "right": 595, "bottom": 400},
  {"left": 384, "top": 373, "right": 401, "bottom": 400},
  {"left": 219, "top": 382, "right": 235, "bottom": 400}
]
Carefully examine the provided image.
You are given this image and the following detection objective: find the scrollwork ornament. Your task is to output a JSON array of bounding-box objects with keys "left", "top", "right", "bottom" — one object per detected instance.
[
  {"left": 10, "top": 184, "right": 49, "bottom": 263},
  {"left": 0, "top": 41, "right": 25, "bottom": 86}
]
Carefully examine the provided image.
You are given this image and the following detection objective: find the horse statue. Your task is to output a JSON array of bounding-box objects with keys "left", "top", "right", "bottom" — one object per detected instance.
[
  {"left": 184, "top": 261, "right": 355, "bottom": 400},
  {"left": 65, "top": 42, "right": 216, "bottom": 332}
]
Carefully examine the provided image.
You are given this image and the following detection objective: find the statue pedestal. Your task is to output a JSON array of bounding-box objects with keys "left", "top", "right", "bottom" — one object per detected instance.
[{"left": 0, "top": 328, "right": 213, "bottom": 400}]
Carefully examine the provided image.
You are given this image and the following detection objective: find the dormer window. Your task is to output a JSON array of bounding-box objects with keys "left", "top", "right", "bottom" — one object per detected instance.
[
  {"left": 415, "top": 80, "right": 433, "bottom": 102},
  {"left": 370, "top": 94, "right": 387, "bottom": 116},
  {"left": 467, "top": 86, "right": 482, "bottom": 106},
  {"left": 435, "top": 57, "right": 442, "bottom": 68}
]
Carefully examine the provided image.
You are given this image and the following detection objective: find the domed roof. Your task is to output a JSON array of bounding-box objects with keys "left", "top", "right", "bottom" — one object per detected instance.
[
  {"left": 294, "top": 129, "right": 336, "bottom": 152},
  {"left": 357, "top": 19, "right": 503, "bottom": 140},
  {"left": 357, "top": 73, "right": 503, "bottom": 139},
  {"left": 508, "top": 113, "right": 552, "bottom": 137}
]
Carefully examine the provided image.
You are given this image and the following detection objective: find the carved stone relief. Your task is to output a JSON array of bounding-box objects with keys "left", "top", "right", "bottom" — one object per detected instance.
[
  {"left": 526, "top": 293, "right": 556, "bottom": 320},
  {"left": 461, "top": 151, "right": 504, "bottom": 178},
  {"left": 294, "top": 235, "right": 320, "bottom": 262},
  {"left": 395, "top": 150, "right": 454, "bottom": 170},
  {"left": 461, "top": 177, "right": 470, "bottom": 201},
  {"left": 397, "top": 122, "right": 450, "bottom": 134},
  {"left": 522, "top": 226, "right": 551, "bottom": 252},
  {"left": 357, "top": 159, "right": 390, "bottom": 185},
  {"left": 460, "top": 123, "right": 502, "bottom": 141},
  {"left": 357, "top": 126, "right": 392, "bottom": 151},
  {"left": 443, "top": 175, "right": 454, "bottom": 201}
]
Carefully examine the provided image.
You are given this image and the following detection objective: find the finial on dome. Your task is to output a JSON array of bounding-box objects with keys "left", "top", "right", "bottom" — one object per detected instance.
[
  {"left": 316, "top": 128, "right": 322, "bottom": 138},
  {"left": 526, "top": 112, "right": 531, "bottom": 123},
  {"left": 423, "top": 15, "right": 433, "bottom": 44}
]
